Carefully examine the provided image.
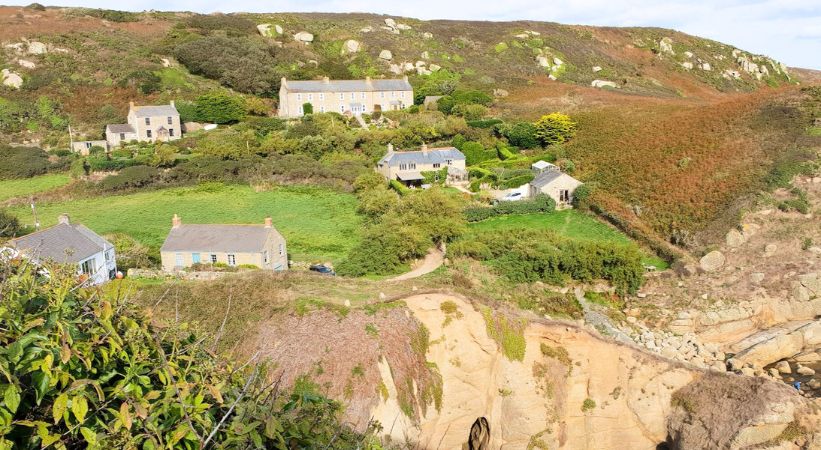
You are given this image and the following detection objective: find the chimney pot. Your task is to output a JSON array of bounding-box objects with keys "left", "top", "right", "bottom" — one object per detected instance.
[
  {"left": 129, "top": 101, "right": 135, "bottom": 109},
  {"left": 170, "top": 100, "right": 175, "bottom": 108},
  {"left": 172, "top": 214, "right": 181, "bottom": 228},
  {"left": 387, "top": 143, "right": 394, "bottom": 153},
  {"left": 421, "top": 144, "right": 428, "bottom": 152},
  {"left": 58, "top": 213, "right": 70, "bottom": 225},
  {"left": 323, "top": 76, "right": 330, "bottom": 83},
  {"left": 281, "top": 76, "right": 287, "bottom": 87},
  {"left": 264, "top": 217, "right": 273, "bottom": 228},
  {"left": 366, "top": 76, "right": 372, "bottom": 83}
]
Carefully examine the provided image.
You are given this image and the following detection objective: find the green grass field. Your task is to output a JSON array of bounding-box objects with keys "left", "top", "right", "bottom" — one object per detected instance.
[
  {"left": 0, "top": 173, "right": 72, "bottom": 202},
  {"left": 9, "top": 183, "right": 360, "bottom": 263},
  {"left": 467, "top": 210, "right": 669, "bottom": 269}
]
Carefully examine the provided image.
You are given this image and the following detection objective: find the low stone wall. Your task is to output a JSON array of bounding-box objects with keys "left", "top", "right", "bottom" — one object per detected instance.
[{"left": 126, "top": 268, "right": 234, "bottom": 281}]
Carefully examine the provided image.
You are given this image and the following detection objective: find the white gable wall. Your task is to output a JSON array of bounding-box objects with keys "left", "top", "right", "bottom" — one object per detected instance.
[{"left": 530, "top": 173, "right": 583, "bottom": 208}]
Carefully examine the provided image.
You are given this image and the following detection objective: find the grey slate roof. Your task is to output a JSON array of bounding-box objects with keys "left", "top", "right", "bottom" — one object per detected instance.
[
  {"left": 530, "top": 170, "right": 565, "bottom": 188},
  {"left": 378, "top": 147, "right": 465, "bottom": 167},
  {"left": 132, "top": 104, "right": 179, "bottom": 118},
  {"left": 9, "top": 223, "right": 111, "bottom": 263},
  {"left": 106, "top": 123, "right": 135, "bottom": 133},
  {"left": 284, "top": 78, "right": 412, "bottom": 93},
  {"left": 161, "top": 225, "right": 276, "bottom": 253}
]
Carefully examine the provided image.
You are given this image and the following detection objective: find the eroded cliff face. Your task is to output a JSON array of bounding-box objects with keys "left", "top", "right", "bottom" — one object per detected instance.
[{"left": 371, "top": 294, "right": 820, "bottom": 449}]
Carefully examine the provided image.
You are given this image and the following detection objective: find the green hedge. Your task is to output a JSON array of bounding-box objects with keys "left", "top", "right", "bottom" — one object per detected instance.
[
  {"left": 389, "top": 179, "right": 410, "bottom": 195},
  {"left": 451, "top": 228, "right": 644, "bottom": 295},
  {"left": 464, "top": 194, "right": 555, "bottom": 222}
]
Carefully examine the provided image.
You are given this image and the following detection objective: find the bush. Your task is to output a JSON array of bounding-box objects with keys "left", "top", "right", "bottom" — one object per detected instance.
[
  {"left": 0, "top": 209, "right": 22, "bottom": 237},
  {"left": 194, "top": 91, "right": 247, "bottom": 124},
  {"left": 0, "top": 262, "right": 376, "bottom": 449},
  {"left": 106, "top": 232, "right": 153, "bottom": 270},
  {"left": 452, "top": 228, "right": 644, "bottom": 295},
  {"left": 0, "top": 146, "right": 51, "bottom": 179},
  {"left": 86, "top": 156, "right": 138, "bottom": 172},
  {"left": 97, "top": 165, "right": 159, "bottom": 191},
  {"left": 467, "top": 118, "right": 503, "bottom": 129},
  {"left": 183, "top": 14, "right": 257, "bottom": 35},
  {"left": 78, "top": 8, "right": 139, "bottom": 22},
  {"left": 302, "top": 102, "right": 314, "bottom": 115},
  {"left": 501, "top": 122, "right": 540, "bottom": 149},
  {"left": 572, "top": 183, "right": 592, "bottom": 209},
  {"left": 461, "top": 141, "right": 496, "bottom": 165},
  {"left": 534, "top": 113, "right": 576, "bottom": 146},
  {"left": 464, "top": 194, "right": 555, "bottom": 222}
]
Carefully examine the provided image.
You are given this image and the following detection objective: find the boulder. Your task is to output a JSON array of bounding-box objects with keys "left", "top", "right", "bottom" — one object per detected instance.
[
  {"left": 536, "top": 56, "right": 549, "bottom": 67},
  {"left": 384, "top": 18, "right": 396, "bottom": 28},
  {"left": 700, "top": 62, "right": 712, "bottom": 71},
  {"left": 548, "top": 74, "right": 557, "bottom": 81},
  {"left": 429, "top": 64, "right": 441, "bottom": 72},
  {"left": 421, "top": 51, "right": 429, "bottom": 59},
  {"left": 257, "top": 23, "right": 273, "bottom": 36},
  {"left": 360, "top": 26, "right": 373, "bottom": 33},
  {"left": 27, "top": 41, "right": 47, "bottom": 55},
  {"left": 293, "top": 31, "right": 314, "bottom": 43},
  {"left": 699, "top": 251, "right": 725, "bottom": 272},
  {"left": 16, "top": 59, "right": 35, "bottom": 69},
  {"left": 684, "top": 51, "right": 694, "bottom": 58},
  {"left": 493, "top": 88, "right": 509, "bottom": 97},
  {"left": 764, "top": 243, "right": 777, "bottom": 256},
  {"left": 591, "top": 79, "right": 618, "bottom": 89},
  {"left": 592, "top": 66, "right": 602, "bottom": 72},
  {"left": 343, "top": 39, "right": 361, "bottom": 53},
  {"left": 681, "top": 61, "right": 693, "bottom": 70},
  {"left": 1, "top": 69, "right": 23, "bottom": 89},
  {"left": 726, "top": 228, "right": 745, "bottom": 247},
  {"left": 396, "top": 24, "right": 412, "bottom": 31},
  {"left": 379, "top": 49, "right": 393, "bottom": 60},
  {"left": 275, "top": 24, "right": 283, "bottom": 34},
  {"left": 796, "top": 365, "right": 815, "bottom": 376},
  {"left": 775, "top": 361, "right": 792, "bottom": 374},
  {"left": 658, "top": 37, "right": 674, "bottom": 55},
  {"left": 553, "top": 57, "right": 563, "bottom": 66},
  {"left": 160, "top": 58, "right": 172, "bottom": 68},
  {"left": 388, "top": 64, "right": 402, "bottom": 75},
  {"left": 750, "top": 272, "right": 765, "bottom": 284},
  {"left": 422, "top": 32, "right": 433, "bottom": 39}
]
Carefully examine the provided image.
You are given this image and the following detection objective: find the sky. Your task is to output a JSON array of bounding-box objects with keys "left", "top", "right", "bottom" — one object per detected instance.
[{"left": 9, "top": 0, "right": 821, "bottom": 68}]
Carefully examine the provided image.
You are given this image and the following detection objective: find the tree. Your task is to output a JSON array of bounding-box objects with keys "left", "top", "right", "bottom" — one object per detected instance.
[
  {"left": 302, "top": 102, "right": 314, "bottom": 115},
  {"left": 151, "top": 143, "right": 177, "bottom": 167},
  {"left": 534, "top": 113, "right": 576, "bottom": 146},
  {"left": 501, "top": 122, "right": 540, "bottom": 149},
  {"left": 195, "top": 91, "right": 246, "bottom": 124}
]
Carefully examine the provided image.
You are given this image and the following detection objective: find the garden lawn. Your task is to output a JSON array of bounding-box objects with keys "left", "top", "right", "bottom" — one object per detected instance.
[
  {"left": 9, "top": 183, "right": 360, "bottom": 263},
  {"left": 0, "top": 173, "right": 71, "bottom": 202},
  {"left": 467, "top": 210, "right": 668, "bottom": 269}
]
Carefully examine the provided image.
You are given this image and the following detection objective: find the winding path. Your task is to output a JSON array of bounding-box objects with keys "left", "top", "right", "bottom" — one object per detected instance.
[{"left": 388, "top": 247, "right": 445, "bottom": 282}]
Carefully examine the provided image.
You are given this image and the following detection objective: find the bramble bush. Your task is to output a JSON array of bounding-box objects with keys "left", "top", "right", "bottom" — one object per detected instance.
[
  {"left": 451, "top": 228, "right": 644, "bottom": 295},
  {"left": 0, "top": 146, "right": 52, "bottom": 179},
  {"left": 464, "top": 194, "right": 555, "bottom": 222},
  {"left": 0, "top": 261, "right": 381, "bottom": 449}
]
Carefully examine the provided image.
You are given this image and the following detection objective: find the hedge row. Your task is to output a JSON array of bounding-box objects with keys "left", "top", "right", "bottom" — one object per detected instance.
[{"left": 464, "top": 194, "right": 555, "bottom": 222}]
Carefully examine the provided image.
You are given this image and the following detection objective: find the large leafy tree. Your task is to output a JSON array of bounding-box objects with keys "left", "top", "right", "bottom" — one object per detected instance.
[{"left": 533, "top": 113, "right": 577, "bottom": 146}]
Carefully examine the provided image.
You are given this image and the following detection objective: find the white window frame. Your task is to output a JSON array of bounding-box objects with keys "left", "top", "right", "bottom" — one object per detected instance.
[
  {"left": 167, "top": 116, "right": 172, "bottom": 125},
  {"left": 351, "top": 92, "right": 355, "bottom": 100},
  {"left": 80, "top": 258, "right": 96, "bottom": 275},
  {"left": 297, "top": 93, "right": 302, "bottom": 101},
  {"left": 169, "top": 128, "right": 174, "bottom": 137},
  {"left": 307, "top": 94, "right": 313, "bottom": 101},
  {"left": 320, "top": 106, "right": 325, "bottom": 113},
  {"left": 227, "top": 254, "right": 236, "bottom": 266},
  {"left": 319, "top": 93, "right": 324, "bottom": 101},
  {"left": 361, "top": 92, "right": 366, "bottom": 99},
  {"left": 339, "top": 93, "right": 344, "bottom": 100},
  {"left": 409, "top": 162, "right": 416, "bottom": 170},
  {"left": 380, "top": 92, "right": 385, "bottom": 98},
  {"left": 175, "top": 253, "right": 183, "bottom": 267},
  {"left": 210, "top": 254, "right": 217, "bottom": 263},
  {"left": 145, "top": 117, "right": 151, "bottom": 126},
  {"left": 433, "top": 163, "right": 441, "bottom": 168},
  {"left": 391, "top": 91, "right": 396, "bottom": 98},
  {"left": 339, "top": 105, "right": 345, "bottom": 112},
  {"left": 146, "top": 130, "right": 152, "bottom": 138}
]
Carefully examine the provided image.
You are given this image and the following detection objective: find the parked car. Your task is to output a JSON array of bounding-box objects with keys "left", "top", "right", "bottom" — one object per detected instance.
[
  {"left": 309, "top": 264, "right": 336, "bottom": 276},
  {"left": 499, "top": 191, "right": 525, "bottom": 202}
]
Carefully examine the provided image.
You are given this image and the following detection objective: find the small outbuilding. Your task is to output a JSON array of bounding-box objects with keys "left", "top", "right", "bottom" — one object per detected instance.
[{"left": 529, "top": 171, "right": 583, "bottom": 208}]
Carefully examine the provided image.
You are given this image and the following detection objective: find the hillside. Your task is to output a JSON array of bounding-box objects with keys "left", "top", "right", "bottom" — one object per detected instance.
[{"left": 1, "top": 5, "right": 818, "bottom": 252}]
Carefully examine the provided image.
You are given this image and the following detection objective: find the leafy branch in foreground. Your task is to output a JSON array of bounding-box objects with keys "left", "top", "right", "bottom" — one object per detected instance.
[{"left": 0, "top": 260, "right": 381, "bottom": 449}]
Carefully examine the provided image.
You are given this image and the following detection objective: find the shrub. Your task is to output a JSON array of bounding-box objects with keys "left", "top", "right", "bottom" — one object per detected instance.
[
  {"left": 461, "top": 141, "right": 495, "bottom": 165},
  {"left": 467, "top": 118, "right": 503, "bottom": 129},
  {"left": 0, "top": 209, "right": 22, "bottom": 237},
  {"left": 79, "top": 8, "right": 139, "bottom": 22},
  {"left": 534, "top": 113, "right": 576, "bottom": 146},
  {"left": 0, "top": 146, "right": 51, "bottom": 179},
  {"left": 86, "top": 156, "right": 138, "bottom": 172},
  {"left": 452, "top": 103, "right": 487, "bottom": 120},
  {"left": 97, "top": 165, "right": 159, "bottom": 191},
  {"left": 106, "top": 232, "right": 153, "bottom": 270},
  {"left": 194, "top": 91, "right": 247, "bottom": 124},
  {"left": 183, "top": 14, "right": 257, "bottom": 35},
  {"left": 464, "top": 194, "right": 555, "bottom": 222},
  {"left": 572, "top": 183, "right": 592, "bottom": 209},
  {"left": 501, "top": 122, "right": 540, "bottom": 149}
]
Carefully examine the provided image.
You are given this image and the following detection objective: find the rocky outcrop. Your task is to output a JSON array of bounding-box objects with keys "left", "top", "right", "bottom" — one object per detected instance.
[
  {"left": 379, "top": 49, "right": 392, "bottom": 60},
  {"left": 342, "top": 39, "right": 360, "bottom": 54},
  {"left": 1, "top": 69, "right": 23, "bottom": 89},
  {"left": 731, "top": 321, "right": 821, "bottom": 369},
  {"left": 699, "top": 250, "right": 725, "bottom": 272},
  {"left": 591, "top": 79, "right": 618, "bottom": 89},
  {"left": 293, "top": 31, "right": 313, "bottom": 43}
]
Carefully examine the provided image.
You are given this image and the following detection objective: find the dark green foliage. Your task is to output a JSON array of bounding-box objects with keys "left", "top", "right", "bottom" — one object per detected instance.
[
  {"left": 460, "top": 141, "right": 496, "bottom": 165},
  {"left": 78, "top": 8, "right": 139, "bottom": 22},
  {"left": 0, "top": 261, "right": 376, "bottom": 449},
  {"left": 0, "top": 209, "right": 22, "bottom": 237},
  {"left": 194, "top": 91, "right": 247, "bottom": 124},
  {"left": 437, "top": 90, "right": 493, "bottom": 115},
  {"left": 183, "top": 14, "right": 257, "bottom": 35},
  {"left": 451, "top": 228, "right": 644, "bottom": 295},
  {"left": 464, "top": 195, "right": 555, "bottom": 222},
  {"left": 467, "top": 118, "right": 503, "bottom": 129},
  {"left": 572, "top": 183, "right": 592, "bottom": 209},
  {"left": 174, "top": 36, "right": 281, "bottom": 95},
  {"left": 240, "top": 116, "right": 286, "bottom": 137},
  {"left": 302, "top": 102, "right": 314, "bottom": 115},
  {"left": 496, "top": 173, "right": 534, "bottom": 189},
  {"left": 0, "top": 146, "right": 51, "bottom": 179},
  {"left": 96, "top": 165, "right": 159, "bottom": 191},
  {"left": 85, "top": 156, "right": 138, "bottom": 172},
  {"left": 500, "top": 122, "right": 540, "bottom": 149},
  {"left": 174, "top": 100, "right": 198, "bottom": 123},
  {"left": 778, "top": 187, "right": 810, "bottom": 214},
  {"left": 120, "top": 70, "right": 162, "bottom": 94}
]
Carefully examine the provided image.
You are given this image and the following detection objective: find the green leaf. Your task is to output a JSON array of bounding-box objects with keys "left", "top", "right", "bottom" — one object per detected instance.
[
  {"left": 31, "top": 371, "right": 50, "bottom": 405},
  {"left": 79, "top": 427, "right": 96, "bottom": 446},
  {"left": 3, "top": 386, "right": 20, "bottom": 414},
  {"left": 52, "top": 393, "right": 68, "bottom": 424},
  {"left": 71, "top": 396, "right": 88, "bottom": 424}
]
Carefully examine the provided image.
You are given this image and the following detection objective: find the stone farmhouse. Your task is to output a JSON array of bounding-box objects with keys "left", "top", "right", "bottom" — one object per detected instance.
[
  {"left": 377, "top": 143, "right": 467, "bottom": 187},
  {"left": 160, "top": 215, "right": 288, "bottom": 272},
  {"left": 7, "top": 214, "right": 117, "bottom": 285},
  {"left": 278, "top": 76, "right": 413, "bottom": 117},
  {"left": 105, "top": 101, "right": 181, "bottom": 147},
  {"left": 528, "top": 165, "right": 583, "bottom": 208}
]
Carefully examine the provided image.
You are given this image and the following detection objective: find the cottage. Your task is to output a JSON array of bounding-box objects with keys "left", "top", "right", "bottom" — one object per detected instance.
[
  {"left": 377, "top": 143, "right": 467, "bottom": 187},
  {"left": 7, "top": 214, "right": 117, "bottom": 285},
  {"left": 106, "top": 101, "right": 181, "bottom": 147},
  {"left": 70, "top": 140, "right": 107, "bottom": 155},
  {"left": 278, "top": 76, "right": 413, "bottom": 117},
  {"left": 529, "top": 170, "right": 583, "bottom": 208},
  {"left": 159, "top": 215, "right": 288, "bottom": 272}
]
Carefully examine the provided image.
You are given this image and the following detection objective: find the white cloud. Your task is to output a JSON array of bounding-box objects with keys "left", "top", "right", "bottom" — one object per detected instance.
[{"left": 8, "top": 0, "right": 820, "bottom": 68}]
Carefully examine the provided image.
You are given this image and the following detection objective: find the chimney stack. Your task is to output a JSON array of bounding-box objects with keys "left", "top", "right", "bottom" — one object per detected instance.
[
  {"left": 323, "top": 76, "right": 330, "bottom": 83},
  {"left": 387, "top": 143, "right": 394, "bottom": 153},
  {"left": 172, "top": 214, "right": 181, "bottom": 229},
  {"left": 402, "top": 75, "right": 408, "bottom": 82},
  {"left": 170, "top": 100, "right": 175, "bottom": 108},
  {"left": 58, "top": 213, "right": 70, "bottom": 225},
  {"left": 281, "top": 77, "right": 287, "bottom": 88},
  {"left": 365, "top": 76, "right": 372, "bottom": 84},
  {"left": 421, "top": 143, "right": 428, "bottom": 153},
  {"left": 264, "top": 217, "right": 273, "bottom": 228},
  {"left": 129, "top": 101, "right": 135, "bottom": 109}
]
